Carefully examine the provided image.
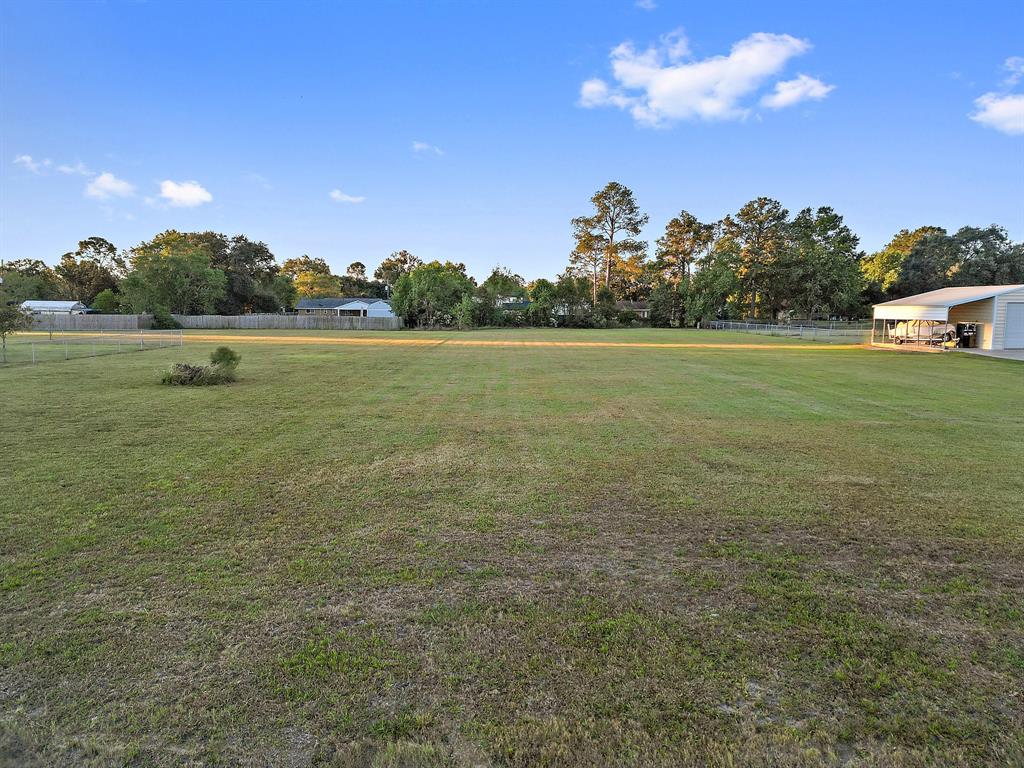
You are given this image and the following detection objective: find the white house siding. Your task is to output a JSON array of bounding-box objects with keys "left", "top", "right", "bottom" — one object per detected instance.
[
  {"left": 948, "top": 298, "right": 995, "bottom": 350},
  {"left": 993, "top": 288, "right": 1024, "bottom": 349}
]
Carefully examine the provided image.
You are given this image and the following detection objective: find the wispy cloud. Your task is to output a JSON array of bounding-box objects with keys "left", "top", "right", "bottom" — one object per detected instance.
[
  {"left": 159, "top": 179, "right": 213, "bottom": 207},
  {"left": 57, "top": 161, "right": 91, "bottom": 176},
  {"left": 579, "top": 28, "right": 832, "bottom": 126},
  {"left": 13, "top": 155, "right": 52, "bottom": 174},
  {"left": 1003, "top": 56, "right": 1024, "bottom": 87},
  {"left": 85, "top": 172, "right": 135, "bottom": 199},
  {"left": 412, "top": 140, "right": 444, "bottom": 156},
  {"left": 329, "top": 188, "right": 366, "bottom": 204},
  {"left": 15, "top": 155, "right": 92, "bottom": 176},
  {"left": 635, "top": 0, "right": 657, "bottom": 10},
  {"left": 761, "top": 74, "right": 834, "bottom": 109}
]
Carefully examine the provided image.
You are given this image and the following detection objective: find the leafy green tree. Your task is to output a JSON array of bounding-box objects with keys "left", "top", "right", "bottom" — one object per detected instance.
[
  {"left": 54, "top": 240, "right": 120, "bottom": 305},
  {"left": 211, "top": 235, "right": 278, "bottom": 313},
  {"left": 785, "top": 207, "right": 864, "bottom": 318},
  {"left": 0, "top": 305, "right": 32, "bottom": 362},
  {"left": 947, "top": 226, "right": 1024, "bottom": 285},
  {"left": 571, "top": 182, "right": 649, "bottom": 293},
  {"left": 688, "top": 237, "right": 743, "bottom": 324},
  {"left": 270, "top": 273, "right": 298, "bottom": 310},
  {"left": 391, "top": 261, "right": 474, "bottom": 327},
  {"left": 553, "top": 273, "right": 594, "bottom": 327},
  {"left": 347, "top": 262, "right": 367, "bottom": 279},
  {"left": 614, "top": 252, "right": 655, "bottom": 301},
  {"left": 90, "top": 288, "right": 120, "bottom": 313},
  {"left": 861, "top": 227, "right": 945, "bottom": 301},
  {"left": 593, "top": 285, "right": 617, "bottom": 326},
  {"left": 374, "top": 250, "right": 422, "bottom": 287},
  {"left": 0, "top": 259, "right": 60, "bottom": 303},
  {"left": 649, "top": 282, "right": 683, "bottom": 327},
  {"left": 656, "top": 211, "right": 715, "bottom": 283},
  {"left": 568, "top": 230, "right": 605, "bottom": 304},
  {"left": 280, "top": 255, "right": 332, "bottom": 278},
  {"left": 527, "top": 279, "right": 557, "bottom": 326},
  {"left": 294, "top": 271, "right": 342, "bottom": 298},
  {"left": 453, "top": 294, "right": 476, "bottom": 328},
  {"left": 121, "top": 234, "right": 227, "bottom": 314},
  {"left": 480, "top": 267, "right": 526, "bottom": 301},
  {"left": 891, "top": 225, "right": 1024, "bottom": 296},
  {"left": 722, "top": 197, "right": 790, "bottom": 319}
]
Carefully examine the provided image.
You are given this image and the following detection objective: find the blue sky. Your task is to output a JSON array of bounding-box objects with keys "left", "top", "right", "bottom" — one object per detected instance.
[{"left": 2, "top": 0, "right": 1022, "bottom": 281}]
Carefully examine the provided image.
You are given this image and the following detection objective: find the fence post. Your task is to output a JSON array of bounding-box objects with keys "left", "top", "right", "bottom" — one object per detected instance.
[
  {"left": 64, "top": 341, "right": 69, "bottom": 360},
  {"left": 32, "top": 343, "right": 36, "bottom": 364}
]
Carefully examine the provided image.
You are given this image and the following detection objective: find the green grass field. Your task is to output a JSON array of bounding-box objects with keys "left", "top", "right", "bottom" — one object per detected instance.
[{"left": 2, "top": 329, "right": 1022, "bottom": 767}]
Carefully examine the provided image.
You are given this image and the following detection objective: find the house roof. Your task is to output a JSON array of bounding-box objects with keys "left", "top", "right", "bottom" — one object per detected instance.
[
  {"left": 874, "top": 285, "right": 1024, "bottom": 308},
  {"left": 295, "top": 297, "right": 389, "bottom": 309},
  {"left": 499, "top": 301, "right": 532, "bottom": 311},
  {"left": 20, "top": 300, "right": 86, "bottom": 310}
]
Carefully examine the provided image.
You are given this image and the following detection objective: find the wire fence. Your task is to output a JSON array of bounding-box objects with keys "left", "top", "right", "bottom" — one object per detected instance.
[
  {"left": 0, "top": 329, "right": 184, "bottom": 367},
  {"left": 707, "top": 320, "right": 871, "bottom": 344}
]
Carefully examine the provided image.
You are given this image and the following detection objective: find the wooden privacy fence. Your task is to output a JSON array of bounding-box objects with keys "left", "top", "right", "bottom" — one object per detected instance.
[
  {"left": 29, "top": 313, "right": 153, "bottom": 331},
  {"left": 171, "top": 314, "right": 403, "bottom": 330}
]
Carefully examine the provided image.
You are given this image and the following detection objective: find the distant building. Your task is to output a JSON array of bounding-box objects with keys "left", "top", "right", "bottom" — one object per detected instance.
[
  {"left": 295, "top": 297, "right": 396, "bottom": 318},
  {"left": 616, "top": 300, "right": 650, "bottom": 319},
  {"left": 20, "top": 300, "right": 87, "bottom": 315}
]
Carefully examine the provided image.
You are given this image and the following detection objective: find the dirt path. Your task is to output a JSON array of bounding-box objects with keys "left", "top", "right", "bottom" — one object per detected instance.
[{"left": 181, "top": 333, "right": 863, "bottom": 351}]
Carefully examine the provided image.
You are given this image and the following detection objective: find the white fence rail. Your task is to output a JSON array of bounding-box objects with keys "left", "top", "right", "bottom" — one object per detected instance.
[
  {"left": 171, "top": 313, "right": 402, "bottom": 330},
  {"left": 1, "top": 330, "right": 183, "bottom": 366},
  {"left": 707, "top": 320, "right": 870, "bottom": 343}
]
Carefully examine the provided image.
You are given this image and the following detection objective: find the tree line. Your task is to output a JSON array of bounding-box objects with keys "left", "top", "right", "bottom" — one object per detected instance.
[
  {"left": 2, "top": 184, "right": 1021, "bottom": 329},
  {"left": 0, "top": 232, "right": 416, "bottom": 324}
]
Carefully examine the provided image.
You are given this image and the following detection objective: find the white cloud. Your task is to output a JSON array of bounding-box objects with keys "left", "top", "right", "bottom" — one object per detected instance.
[
  {"left": 85, "top": 172, "right": 135, "bottom": 199},
  {"left": 635, "top": 0, "right": 657, "bottom": 10},
  {"left": 761, "top": 74, "right": 835, "bottom": 109},
  {"left": 970, "top": 93, "right": 1024, "bottom": 135},
  {"left": 159, "top": 179, "right": 213, "bottom": 207},
  {"left": 412, "top": 140, "right": 444, "bottom": 155},
  {"left": 329, "top": 188, "right": 366, "bottom": 203},
  {"left": 1003, "top": 56, "right": 1024, "bottom": 87},
  {"left": 14, "top": 155, "right": 51, "bottom": 173},
  {"left": 579, "top": 29, "right": 832, "bottom": 125}
]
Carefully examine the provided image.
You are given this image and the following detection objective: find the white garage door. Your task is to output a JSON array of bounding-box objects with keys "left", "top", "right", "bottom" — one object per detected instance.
[{"left": 1006, "top": 302, "right": 1024, "bottom": 349}]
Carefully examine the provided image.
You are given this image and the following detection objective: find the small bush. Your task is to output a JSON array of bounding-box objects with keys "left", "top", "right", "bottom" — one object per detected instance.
[
  {"left": 151, "top": 307, "right": 181, "bottom": 330},
  {"left": 209, "top": 346, "right": 241, "bottom": 368},
  {"left": 161, "top": 347, "right": 240, "bottom": 386}
]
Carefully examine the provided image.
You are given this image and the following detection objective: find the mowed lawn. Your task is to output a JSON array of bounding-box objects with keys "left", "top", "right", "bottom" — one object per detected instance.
[{"left": 1, "top": 329, "right": 1022, "bottom": 767}]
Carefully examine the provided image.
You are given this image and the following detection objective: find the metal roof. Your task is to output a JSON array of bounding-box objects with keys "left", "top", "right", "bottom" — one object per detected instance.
[
  {"left": 20, "top": 300, "right": 86, "bottom": 309},
  {"left": 874, "top": 285, "right": 1024, "bottom": 308}
]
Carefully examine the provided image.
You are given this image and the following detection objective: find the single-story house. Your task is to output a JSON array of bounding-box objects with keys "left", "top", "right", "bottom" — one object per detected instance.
[
  {"left": 871, "top": 285, "right": 1024, "bottom": 350},
  {"left": 20, "top": 300, "right": 87, "bottom": 315},
  {"left": 616, "top": 300, "right": 650, "bottom": 319},
  {"left": 295, "top": 297, "right": 396, "bottom": 318}
]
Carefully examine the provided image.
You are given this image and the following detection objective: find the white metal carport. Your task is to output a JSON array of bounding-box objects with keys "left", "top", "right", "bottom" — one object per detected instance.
[{"left": 872, "top": 285, "right": 1024, "bottom": 351}]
